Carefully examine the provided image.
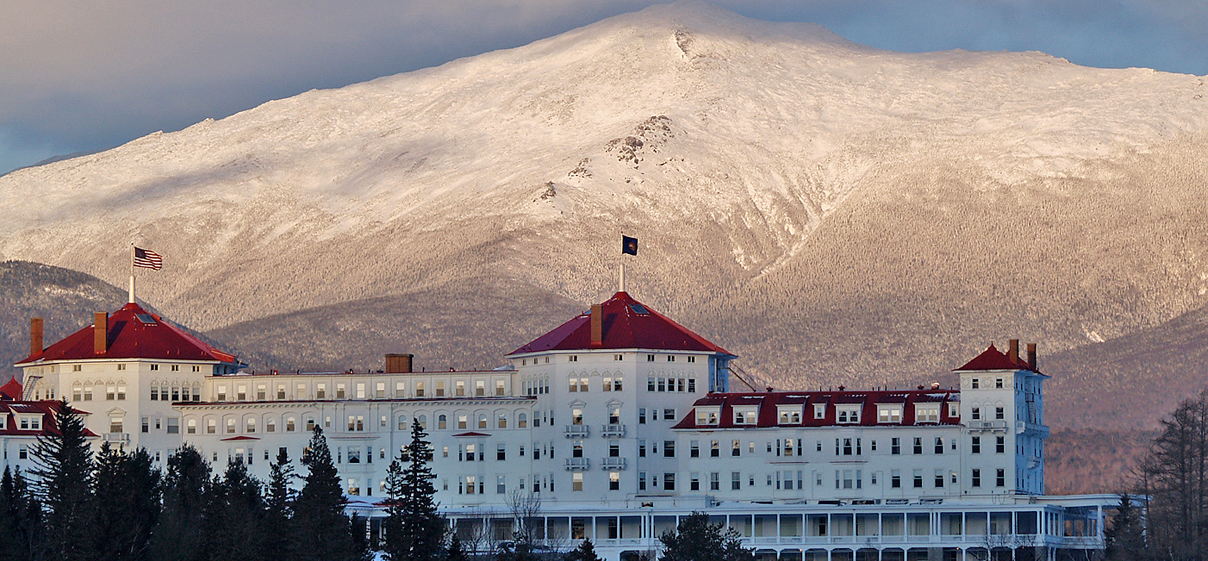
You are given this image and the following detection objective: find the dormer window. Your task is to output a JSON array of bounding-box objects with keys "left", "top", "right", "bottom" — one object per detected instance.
[
  {"left": 777, "top": 406, "right": 802, "bottom": 424},
  {"left": 696, "top": 407, "right": 720, "bottom": 425},
  {"left": 814, "top": 403, "right": 826, "bottom": 419},
  {"left": 733, "top": 406, "right": 758, "bottom": 425},
  {"left": 836, "top": 405, "right": 860, "bottom": 424},
  {"left": 877, "top": 405, "right": 902, "bottom": 423},
  {"left": 916, "top": 405, "right": 941, "bottom": 423},
  {"left": 971, "top": 378, "right": 979, "bottom": 389}
]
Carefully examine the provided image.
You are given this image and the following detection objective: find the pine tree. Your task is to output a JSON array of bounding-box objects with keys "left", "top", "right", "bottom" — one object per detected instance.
[
  {"left": 1105, "top": 494, "right": 1148, "bottom": 561},
  {"left": 383, "top": 422, "right": 445, "bottom": 561},
  {"left": 263, "top": 448, "right": 297, "bottom": 561},
  {"left": 446, "top": 534, "right": 467, "bottom": 561},
  {"left": 294, "top": 427, "right": 357, "bottom": 561},
  {"left": 659, "top": 512, "right": 753, "bottom": 561},
  {"left": 201, "top": 459, "right": 265, "bottom": 561},
  {"left": 92, "top": 444, "right": 161, "bottom": 561},
  {"left": 0, "top": 467, "right": 42, "bottom": 561},
  {"left": 148, "top": 445, "right": 212, "bottom": 561},
  {"left": 31, "top": 399, "right": 95, "bottom": 561},
  {"left": 564, "top": 539, "right": 601, "bottom": 561}
]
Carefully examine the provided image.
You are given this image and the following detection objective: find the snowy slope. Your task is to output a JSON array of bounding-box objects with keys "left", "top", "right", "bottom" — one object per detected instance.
[{"left": 2, "top": 2, "right": 1208, "bottom": 397}]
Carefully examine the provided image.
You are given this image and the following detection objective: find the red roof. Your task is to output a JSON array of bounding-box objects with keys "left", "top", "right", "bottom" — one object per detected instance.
[
  {"left": 509, "top": 292, "right": 731, "bottom": 356},
  {"left": 16, "top": 303, "right": 239, "bottom": 365},
  {"left": 1, "top": 401, "right": 98, "bottom": 438},
  {"left": 0, "top": 378, "right": 23, "bottom": 401},
  {"left": 672, "top": 389, "right": 961, "bottom": 430},
  {"left": 954, "top": 344, "right": 1039, "bottom": 373}
]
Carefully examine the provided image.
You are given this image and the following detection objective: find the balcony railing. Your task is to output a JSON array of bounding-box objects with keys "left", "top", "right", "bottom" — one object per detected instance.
[
  {"left": 600, "top": 457, "right": 627, "bottom": 470},
  {"left": 564, "top": 424, "right": 589, "bottom": 438},
  {"left": 104, "top": 432, "right": 130, "bottom": 444},
  {"left": 967, "top": 420, "right": 1008, "bottom": 432},
  {"left": 600, "top": 424, "right": 626, "bottom": 437},
  {"left": 565, "top": 457, "right": 590, "bottom": 470}
]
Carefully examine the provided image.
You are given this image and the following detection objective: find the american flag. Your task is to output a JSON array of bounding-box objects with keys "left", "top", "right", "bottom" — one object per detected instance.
[{"left": 133, "top": 247, "right": 163, "bottom": 270}]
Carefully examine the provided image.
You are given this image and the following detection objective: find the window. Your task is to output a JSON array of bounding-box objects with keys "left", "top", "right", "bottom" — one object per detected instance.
[
  {"left": 257, "top": 385, "right": 266, "bottom": 400},
  {"left": 614, "top": 377, "right": 623, "bottom": 391},
  {"left": 913, "top": 437, "right": 922, "bottom": 454},
  {"left": 732, "top": 440, "right": 741, "bottom": 457},
  {"left": 972, "top": 469, "right": 981, "bottom": 487},
  {"left": 207, "top": 419, "right": 216, "bottom": 434},
  {"left": 236, "top": 385, "right": 246, "bottom": 401},
  {"left": 415, "top": 382, "right": 424, "bottom": 397},
  {"left": 518, "top": 413, "right": 528, "bottom": 428},
  {"left": 891, "top": 470, "right": 901, "bottom": 488},
  {"left": 995, "top": 377, "right": 1004, "bottom": 389},
  {"left": 836, "top": 405, "right": 860, "bottom": 423},
  {"left": 710, "top": 440, "right": 720, "bottom": 457},
  {"left": 663, "top": 473, "right": 675, "bottom": 491},
  {"left": 972, "top": 378, "right": 980, "bottom": 389},
  {"left": 877, "top": 405, "right": 901, "bottom": 423},
  {"left": 496, "top": 380, "right": 506, "bottom": 396},
  {"left": 166, "top": 418, "right": 179, "bottom": 434},
  {"left": 458, "top": 414, "right": 468, "bottom": 429},
  {"left": 731, "top": 472, "right": 741, "bottom": 490},
  {"left": 690, "top": 441, "right": 699, "bottom": 458},
  {"left": 916, "top": 405, "right": 940, "bottom": 423},
  {"left": 638, "top": 440, "right": 646, "bottom": 457},
  {"left": 109, "top": 418, "right": 123, "bottom": 433},
  {"left": 246, "top": 418, "right": 256, "bottom": 433},
  {"left": 996, "top": 469, "right": 1005, "bottom": 487},
  {"left": 663, "top": 408, "right": 676, "bottom": 421},
  {"left": 315, "top": 383, "right": 326, "bottom": 399},
  {"left": 475, "top": 380, "right": 485, "bottom": 396},
  {"left": 891, "top": 437, "right": 901, "bottom": 455},
  {"left": 639, "top": 472, "right": 647, "bottom": 491},
  {"left": 972, "top": 407, "right": 981, "bottom": 420},
  {"left": 286, "top": 417, "right": 296, "bottom": 432},
  {"left": 639, "top": 408, "right": 646, "bottom": 424},
  {"left": 913, "top": 470, "right": 923, "bottom": 488},
  {"left": 19, "top": 444, "right": 28, "bottom": 459},
  {"left": 664, "top": 441, "right": 675, "bottom": 458},
  {"left": 996, "top": 407, "right": 1005, "bottom": 420},
  {"left": 477, "top": 414, "right": 487, "bottom": 429},
  {"left": 687, "top": 379, "right": 695, "bottom": 392},
  {"left": 996, "top": 436, "right": 1005, "bottom": 454},
  {"left": 497, "top": 412, "right": 508, "bottom": 429},
  {"left": 972, "top": 437, "right": 981, "bottom": 453},
  {"left": 83, "top": 385, "right": 93, "bottom": 401},
  {"left": 187, "top": 419, "right": 197, "bottom": 434},
  {"left": 226, "top": 418, "right": 236, "bottom": 434},
  {"left": 935, "top": 470, "right": 944, "bottom": 488},
  {"left": 935, "top": 437, "right": 944, "bottom": 454},
  {"left": 116, "top": 385, "right": 126, "bottom": 400},
  {"left": 572, "top": 473, "right": 583, "bottom": 492}
]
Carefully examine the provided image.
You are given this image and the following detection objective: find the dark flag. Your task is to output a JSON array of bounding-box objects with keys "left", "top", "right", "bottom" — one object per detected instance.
[
  {"left": 622, "top": 235, "right": 638, "bottom": 256},
  {"left": 133, "top": 247, "right": 163, "bottom": 270}
]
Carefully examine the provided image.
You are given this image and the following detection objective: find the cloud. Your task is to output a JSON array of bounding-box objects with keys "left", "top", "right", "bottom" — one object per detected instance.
[{"left": 1, "top": 0, "right": 1205, "bottom": 175}]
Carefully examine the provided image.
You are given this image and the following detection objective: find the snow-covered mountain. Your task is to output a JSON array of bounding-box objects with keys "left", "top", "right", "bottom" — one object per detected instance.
[{"left": 3, "top": 2, "right": 1208, "bottom": 410}]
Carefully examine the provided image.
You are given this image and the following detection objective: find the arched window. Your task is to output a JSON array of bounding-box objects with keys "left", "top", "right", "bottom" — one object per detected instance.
[
  {"left": 518, "top": 413, "right": 528, "bottom": 428},
  {"left": 286, "top": 416, "right": 296, "bottom": 432},
  {"left": 497, "top": 412, "right": 507, "bottom": 429},
  {"left": 186, "top": 418, "right": 197, "bottom": 434},
  {"left": 417, "top": 415, "right": 428, "bottom": 430},
  {"left": 438, "top": 414, "right": 448, "bottom": 430},
  {"left": 397, "top": 415, "right": 408, "bottom": 430},
  {"left": 477, "top": 413, "right": 488, "bottom": 429}
]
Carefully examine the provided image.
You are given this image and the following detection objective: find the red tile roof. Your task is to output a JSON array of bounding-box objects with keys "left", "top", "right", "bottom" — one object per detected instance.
[
  {"left": 0, "top": 378, "right": 23, "bottom": 401},
  {"left": 672, "top": 389, "right": 961, "bottom": 430},
  {"left": 16, "top": 303, "right": 239, "bottom": 365},
  {"left": 0, "top": 401, "right": 98, "bottom": 438},
  {"left": 954, "top": 344, "right": 1039, "bottom": 373},
  {"left": 508, "top": 292, "right": 731, "bottom": 356}
]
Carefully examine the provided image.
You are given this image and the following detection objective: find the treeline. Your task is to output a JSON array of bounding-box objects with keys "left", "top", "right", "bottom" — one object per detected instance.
[
  {"left": 0, "top": 400, "right": 370, "bottom": 561},
  {"left": 1105, "top": 390, "right": 1208, "bottom": 561}
]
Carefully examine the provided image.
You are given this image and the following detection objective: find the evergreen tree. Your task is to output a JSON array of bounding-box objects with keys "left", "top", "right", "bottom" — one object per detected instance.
[
  {"left": 446, "top": 534, "right": 467, "bottom": 561},
  {"left": 659, "top": 512, "right": 753, "bottom": 561},
  {"left": 1104, "top": 494, "right": 1148, "bottom": 561},
  {"left": 383, "top": 423, "right": 445, "bottom": 561},
  {"left": 0, "top": 467, "right": 42, "bottom": 561},
  {"left": 263, "top": 448, "right": 297, "bottom": 561},
  {"left": 348, "top": 513, "right": 374, "bottom": 561},
  {"left": 294, "top": 427, "right": 358, "bottom": 561},
  {"left": 564, "top": 539, "right": 601, "bottom": 561},
  {"left": 148, "top": 445, "right": 212, "bottom": 561},
  {"left": 92, "top": 444, "right": 161, "bottom": 561},
  {"left": 31, "top": 399, "right": 95, "bottom": 561},
  {"left": 1139, "top": 390, "right": 1208, "bottom": 559},
  {"left": 201, "top": 459, "right": 265, "bottom": 561}
]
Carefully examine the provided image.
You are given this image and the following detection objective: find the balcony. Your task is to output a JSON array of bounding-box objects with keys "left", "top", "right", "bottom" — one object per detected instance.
[
  {"left": 600, "top": 423, "right": 626, "bottom": 437},
  {"left": 601, "top": 457, "right": 627, "bottom": 470},
  {"left": 565, "top": 457, "right": 590, "bottom": 471},
  {"left": 564, "top": 424, "right": 589, "bottom": 438},
  {"left": 966, "top": 420, "right": 1008, "bottom": 433},
  {"left": 103, "top": 432, "right": 130, "bottom": 444}
]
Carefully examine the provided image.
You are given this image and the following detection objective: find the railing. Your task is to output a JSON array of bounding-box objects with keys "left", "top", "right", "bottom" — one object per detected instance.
[
  {"left": 967, "top": 420, "right": 1009, "bottom": 432},
  {"left": 564, "top": 457, "right": 589, "bottom": 470},
  {"left": 600, "top": 424, "right": 626, "bottom": 437},
  {"left": 564, "top": 424, "right": 589, "bottom": 438},
  {"left": 600, "top": 457, "right": 627, "bottom": 470},
  {"left": 104, "top": 432, "right": 130, "bottom": 444}
]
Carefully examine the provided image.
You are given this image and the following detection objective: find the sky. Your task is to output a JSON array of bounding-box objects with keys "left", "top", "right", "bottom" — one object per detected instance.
[{"left": 2, "top": 0, "right": 1205, "bottom": 176}]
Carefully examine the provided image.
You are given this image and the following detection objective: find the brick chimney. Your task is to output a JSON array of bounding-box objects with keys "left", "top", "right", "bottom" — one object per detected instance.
[
  {"left": 590, "top": 304, "right": 603, "bottom": 347},
  {"left": 1007, "top": 339, "right": 1019, "bottom": 363},
  {"left": 1026, "top": 343, "right": 1037, "bottom": 370},
  {"left": 385, "top": 353, "right": 413, "bottom": 374},
  {"left": 30, "top": 318, "right": 43, "bottom": 357},
  {"left": 94, "top": 312, "right": 108, "bottom": 354}
]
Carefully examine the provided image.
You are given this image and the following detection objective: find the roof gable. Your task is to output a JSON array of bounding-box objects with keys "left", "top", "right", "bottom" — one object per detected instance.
[
  {"left": 508, "top": 292, "right": 731, "bottom": 356},
  {"left": 954, "top": 344, "right": 1038, "bottom": 373},
  {"left": 0, "top": 378, "right": 24, "bottom": 401},
  {"left": 17, "top": 303, "right": 238, "bottom": 365}
]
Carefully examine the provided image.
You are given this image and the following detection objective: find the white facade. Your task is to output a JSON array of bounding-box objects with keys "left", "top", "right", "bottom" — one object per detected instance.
[{"left": 13, "top": 296, "right": 1111, "bottom": 561}]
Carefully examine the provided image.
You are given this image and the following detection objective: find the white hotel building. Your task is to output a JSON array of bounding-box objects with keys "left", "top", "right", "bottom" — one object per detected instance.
[{"left": 11, "top": 292, "right": 1114, "bottom": 561}]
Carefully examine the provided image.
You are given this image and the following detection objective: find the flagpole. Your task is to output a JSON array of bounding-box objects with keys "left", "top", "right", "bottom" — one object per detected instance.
[{"left": 129, "top": 243, "right": 136, "bottom": 304}]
